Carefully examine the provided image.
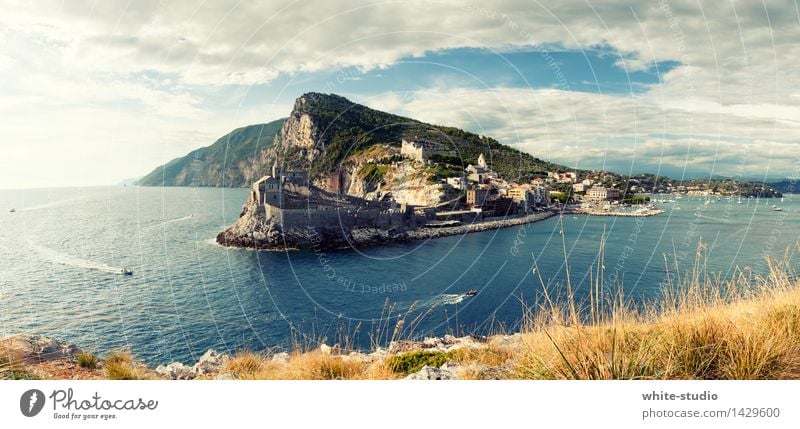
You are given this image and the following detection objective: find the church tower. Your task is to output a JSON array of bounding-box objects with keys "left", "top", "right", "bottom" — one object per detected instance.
[{"left": 477, "top": 153, "right": 487, "bottom": 169}]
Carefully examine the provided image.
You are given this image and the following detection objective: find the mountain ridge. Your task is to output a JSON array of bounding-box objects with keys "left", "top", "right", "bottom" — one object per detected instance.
[{"left": 137, "top": 119, "right": 285, "bottom": 188}]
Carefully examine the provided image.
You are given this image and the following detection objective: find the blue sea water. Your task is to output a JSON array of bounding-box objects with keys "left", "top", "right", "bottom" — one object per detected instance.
[{"left": 1, "top": 187, "right": 798, "bottom": 365}]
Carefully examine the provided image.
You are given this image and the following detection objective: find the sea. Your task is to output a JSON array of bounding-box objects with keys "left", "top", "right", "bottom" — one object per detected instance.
[{"left": 1, "top": 186, "right": 798, "bottom": 365}]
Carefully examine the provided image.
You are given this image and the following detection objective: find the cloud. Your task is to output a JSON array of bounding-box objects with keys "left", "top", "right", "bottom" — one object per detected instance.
[
  {"left": 363, "top": 86, "right": 800, "bottom": 178},
  {"left": 1, "top": 0, "right": 799, "bottom": 186}
]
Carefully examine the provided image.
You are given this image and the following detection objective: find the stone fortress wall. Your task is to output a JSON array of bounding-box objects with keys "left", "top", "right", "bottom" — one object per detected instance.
[{"left": 252, "top": 163, "right": 420, "bottom": 233}]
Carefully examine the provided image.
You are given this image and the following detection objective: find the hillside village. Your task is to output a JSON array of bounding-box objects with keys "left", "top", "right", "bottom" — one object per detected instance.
[{"left": 246, "top": 137, "right": 660, "bottom": 235}]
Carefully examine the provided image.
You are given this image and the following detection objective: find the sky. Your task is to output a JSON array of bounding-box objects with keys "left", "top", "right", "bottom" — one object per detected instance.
[{"left": 1, "top": 0, "right": 799, "bottom": 189}]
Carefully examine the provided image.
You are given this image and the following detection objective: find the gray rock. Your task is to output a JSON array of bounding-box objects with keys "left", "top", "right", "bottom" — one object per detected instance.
[
  {"left": 319, "top": 343, "right": 340, "bottom": 355},
  {"left": 271, "top": 352, "right": 290, "bottom": 364},
  {"left": 344, "top": 352, "right": 370, "bottom": 362},
  {"left": 404, "top": 365, "right": 456, "bottom": 380},
  {"left": 193, "top": 349, "right": 229, "bottom": 375},
  {"left": 0, "top": 334, "right": 81, "bottom": 363},
  {"left": 156, "top": 362, "right": 195, "bottom": 380}
]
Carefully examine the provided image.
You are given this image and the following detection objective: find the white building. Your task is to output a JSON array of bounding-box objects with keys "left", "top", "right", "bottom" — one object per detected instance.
[
  {"left": 585, "top": 186, "right": 620, "bottom": 203},
  {"left": 477, "top": 153, "right": 488, "bottom": 169},
  {"left": 446, "top": 177, "right": 467, "bottom": 190}
]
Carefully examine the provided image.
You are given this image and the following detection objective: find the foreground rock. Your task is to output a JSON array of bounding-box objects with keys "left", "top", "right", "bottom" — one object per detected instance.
[
  {"left": 405, "top": 365, "right": 456, "bottom": 380},
  {"left": 2, "top": 333, "right": 520, "bottom": 380},
  {"left": 0, "top": 335, "right": 110, "bottom": 380},
  {"left": 156, "top": 349, "right": 231, "bottom": 380},
  {"left": 0, "top": 334, "right": 81, "bottom": 363}
]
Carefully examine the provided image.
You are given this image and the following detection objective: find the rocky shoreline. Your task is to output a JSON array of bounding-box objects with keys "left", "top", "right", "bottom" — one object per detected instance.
[
  {"left": 217, "top": 206, "right": 557, "bottom": 251},
  {"left": 1, "top": 333, "right": 522, "bottom": 380}
]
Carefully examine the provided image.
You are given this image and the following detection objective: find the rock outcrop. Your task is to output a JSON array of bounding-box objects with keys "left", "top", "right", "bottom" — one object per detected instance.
[
  {"left": 156, "top": 349, "right": 230, "bottom": 380},
  {"left": 2, "top": 333, "right": 524, "bottom": 380},
  {"left": 0, "top": 334, "right": 81, "bottom": 363},
  {"left": 405, "top": 365, "right": 456, "bottom": 380}
]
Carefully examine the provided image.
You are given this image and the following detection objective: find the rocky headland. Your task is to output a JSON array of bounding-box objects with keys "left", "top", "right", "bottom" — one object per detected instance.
[{"left": 216, "top": 93, "right": 561, "bottom": 251}]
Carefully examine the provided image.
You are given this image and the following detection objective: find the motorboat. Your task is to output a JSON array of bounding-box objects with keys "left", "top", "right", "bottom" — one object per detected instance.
[
  {"left": 9, "top": 208, "right": 15, "bottom": 213},
  {"left": 121, "top": 269, "right": 134, "bottom": 275},
  {"left": 465, "top": 289, "right": 478, "bottom": 297},
  {"left": 773, "top": 207, "right": 783, "bottom": 212}
]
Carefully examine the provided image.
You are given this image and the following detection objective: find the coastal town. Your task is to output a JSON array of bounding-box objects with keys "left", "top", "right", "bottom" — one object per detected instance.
[
  {"left": 217, "top": 91, "right": 785, "bottom": 251},
  {"left": 403, "top": 138, "right": 783, "bottom": 222},
  {"left": 400, "top": 138, "right": 664, "bottom": 223},
  {"left": 219, "top": 133, "right": 793, "bottom": 252}
]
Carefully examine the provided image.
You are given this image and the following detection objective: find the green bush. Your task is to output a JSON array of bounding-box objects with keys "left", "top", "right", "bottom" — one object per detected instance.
[
  {"left": 76, "top": 352, "right": 98, "bottom": 369},
  {"left": 386, "top": 350, "right": 452, "bottom": 375},
  {"left": 359, "top": 163, "right": 389, "bottom": 184}
]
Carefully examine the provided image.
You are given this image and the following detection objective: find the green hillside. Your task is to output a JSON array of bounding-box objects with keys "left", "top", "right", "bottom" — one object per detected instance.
[
  {"left": 286, "top": 93, "right": 565, "bottom": 182},
  {"left": 137, "top": 119, "right": 285, "bottom": 187}
]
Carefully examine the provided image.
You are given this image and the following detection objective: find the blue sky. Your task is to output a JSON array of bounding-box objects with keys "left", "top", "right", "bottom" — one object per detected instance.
[{"left": 1, "top": 0, "right": 798, "bottom": 188}]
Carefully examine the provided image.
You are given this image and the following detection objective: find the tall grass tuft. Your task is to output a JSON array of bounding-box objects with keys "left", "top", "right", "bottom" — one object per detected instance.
[
  {"left": 512, "top": 243, "right": 800, "bottom": 380},
  {"left": 76, "top": 351, "right": 98, "bottom": 370},
  {"left": 104, "top": 351, "right": 149, "bottom": 380}
]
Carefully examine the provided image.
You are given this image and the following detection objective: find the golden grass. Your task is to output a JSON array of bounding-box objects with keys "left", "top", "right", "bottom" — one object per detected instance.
[
  {"left": 104, "top": 351, "right": 151, "bottom": 380},
  {"left": 225, "top": 350, "right": 394, "bottom": 380},
  {"left": 510, "top": 255, "right": 800, "bottom": 380}
]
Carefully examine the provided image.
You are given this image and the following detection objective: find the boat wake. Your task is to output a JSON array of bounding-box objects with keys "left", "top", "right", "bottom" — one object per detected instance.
[
  {"left": 693, "top": 213, "right": 730, "bottom": 223},
  {"left": 27, "top": 242, "right": 124, "bottom": 274},
  {"left": 18, "top": 196, "right": 84, "bottom": 212},
  {"left": 152, "top": 214, "right": 194, "bottom": 228},
  {"left": 423, "top": 293, "right": 468, "bottom": 307}
]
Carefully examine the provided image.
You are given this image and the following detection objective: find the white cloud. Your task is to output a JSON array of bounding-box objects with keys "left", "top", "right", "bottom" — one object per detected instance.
[
  {"left": 363, "top": 86, "right": 800, "bottom": 178},
  {"left": 0, "top": 0, "right": 799, "bottom": 186}
]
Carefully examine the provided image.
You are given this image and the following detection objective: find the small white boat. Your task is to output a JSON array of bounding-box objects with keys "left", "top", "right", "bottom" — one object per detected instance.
[
  {"left": 121, "top": 269, "right": 133, "bottom": 275},
  {"left": 9, "top": 208, "right": 15, "bottom": 213},
  {"left": 774, "top": 207, "right": 783, "bottom": 212}
]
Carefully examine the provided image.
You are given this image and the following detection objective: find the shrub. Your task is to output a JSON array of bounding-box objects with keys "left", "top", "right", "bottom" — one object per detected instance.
[
  {"left": 76, "top": 352, "right": 98, "bottom": 369},
  {"left": 385, "top": 350, "right": 451, "bottom": 375},
  {"left": 104, "top": 351, "right": 146, "bottom": 380},
  {"left": 225, "top": 353, "right": 264, "bottom": 379}
]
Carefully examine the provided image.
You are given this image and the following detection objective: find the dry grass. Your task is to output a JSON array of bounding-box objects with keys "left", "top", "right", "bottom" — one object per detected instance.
[
  {"left": 510, "top": 253, "right": 800, "bottom": 380},
  {"left": 0, "top": 346, "right": 37, "bottom": 380},
  {"left": 225, "top": 350, "right": 390, "bottom": 380},
  {"left": 104, "top": 351, "right": 152, "bottom": 380}
]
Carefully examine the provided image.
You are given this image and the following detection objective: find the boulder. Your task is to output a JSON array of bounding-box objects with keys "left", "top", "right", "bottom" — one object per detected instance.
[
  {"left": 404, "top": 365, "right": 456, "bottom": 380},
  {"left": 156, "top": 362, "right": 195, "bottom": 380},
  {"left": 0, "top": 334, "right": 81, "bottom": 363},
  {"left": 193, "top": 349, "right": 229, "bottom": 375},
  {"left": 271, "top": 352, "right": 290, "bottom": 364},
  {"left": 319, "top": 343, "right": 340, "bottom": 355}
]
